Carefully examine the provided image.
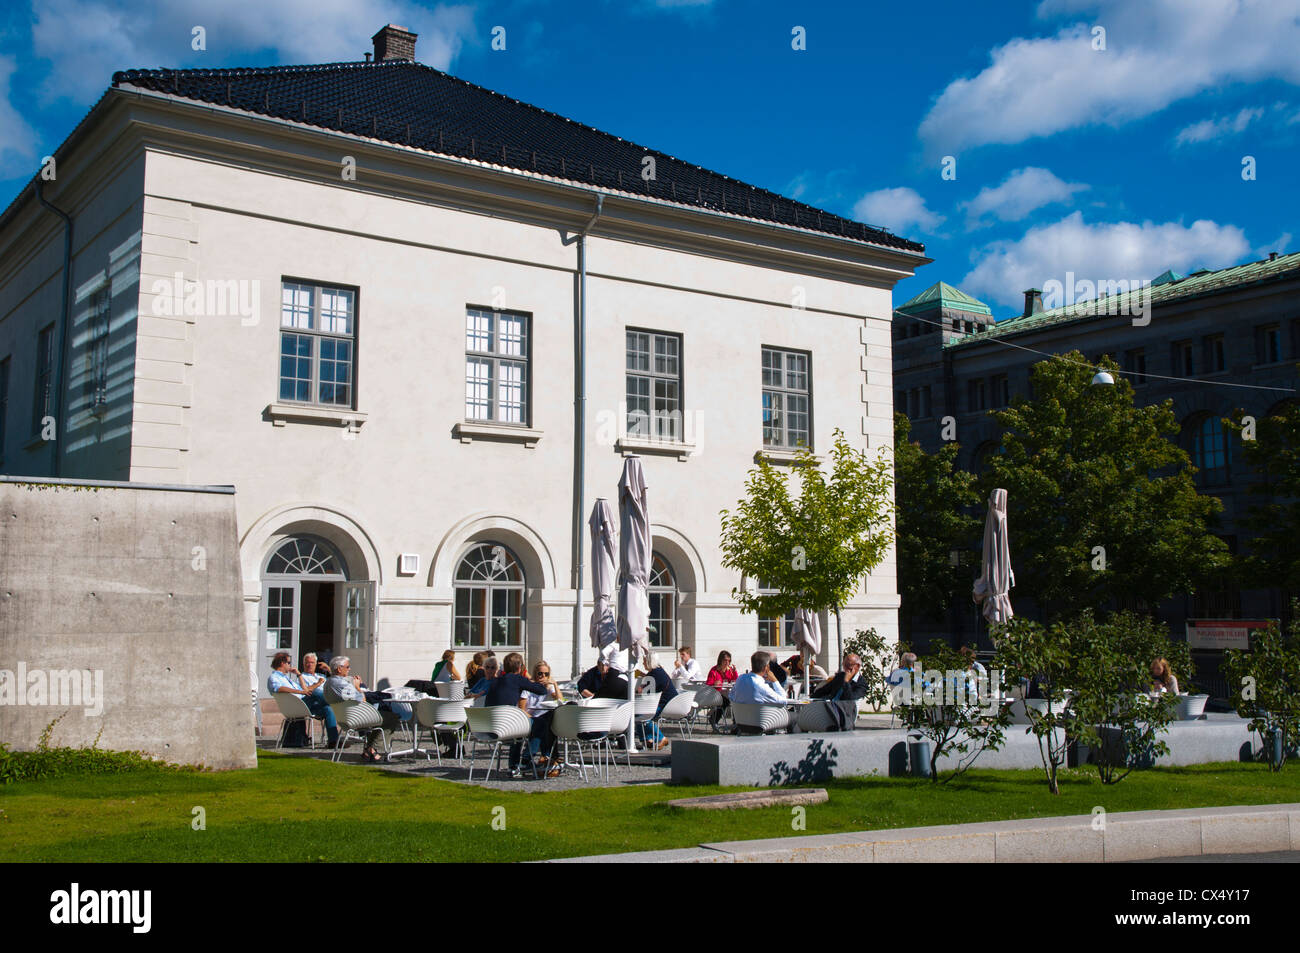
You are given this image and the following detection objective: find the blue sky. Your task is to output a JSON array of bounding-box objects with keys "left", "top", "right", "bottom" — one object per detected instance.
[{"left": 2, "top": 0, "right": 1297, "bottom": 316}]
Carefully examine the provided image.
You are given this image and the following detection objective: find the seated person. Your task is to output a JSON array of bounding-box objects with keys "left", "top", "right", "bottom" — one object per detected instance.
[
  {"left": 464, "top": 652, "right": 487, "bottom": 690},
  {"left": 769, "top": 656, "right": 788, "bottom": 686},
  {"left": 594, "top": 661, "right": 630, "bottom": 700},
  {"left": 522, "top": 660, "right": 563, "bottom": 776},
  {"left": 431, "top": 649, "right": 461, "bottom": 684},
  {"left": 299, "top": 653, "right": 327, "bottom": 696},
  {"left": 466, "top": 656, "right": 500, "bottom": 699},
  {"left": 670, "top": 646, "right": 702, "bottom": 682},
  {"left": 813, "top": 654, "right": 869, "bottom": 701},
  {"left": 783, "top": 653, "right": 829, "bottom": 682},
  {"left": 268, "top": 651, "right": 339, "bottom": 747},
  {"left": 484, "top": 653, "right": 552, "bottom": 775},
  {"left": 704, "top": 650, "right": 738, "bottom": 727},
  {"left": 1149, "top": 657, "right": 1180, "bottom": 694},
  {"left": 732, "top": 651, "right": 790, "bottom": 705},
  {"left": 323, "top": 656, "right": 404, "bottom": 761},
  {"left": 634, "top": 652, "right": 678, "bottom": 750},
  {"left": 577, "top": 658, "right": 609, "bottom": 698}
]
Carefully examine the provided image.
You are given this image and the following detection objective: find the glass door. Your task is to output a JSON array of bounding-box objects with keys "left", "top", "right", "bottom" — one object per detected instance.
[
  {"left": 260, "top": 581, "right": 300, "bottom": 698},
  {"left": 339, "top": 581, "right": 376, "bottom": 687}
]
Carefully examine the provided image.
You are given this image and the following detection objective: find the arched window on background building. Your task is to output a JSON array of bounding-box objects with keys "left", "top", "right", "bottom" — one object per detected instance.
[
  {"left": 453, "top": 542, "right": 525, "bottom": 649},
  {"left": 648, "top": 553, "right": 677, "bottom": 649}
]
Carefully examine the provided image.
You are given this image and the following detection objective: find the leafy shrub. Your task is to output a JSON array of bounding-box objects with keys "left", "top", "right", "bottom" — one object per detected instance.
[
  {"left": 842, "top": 627, "right": 893, "bottom": 711},
  {"left": 0, "top": 716, "right": 189, "bottom": 785},
  {"left": 1222, "top": 605, "right": 1300, "bottom": 771}
]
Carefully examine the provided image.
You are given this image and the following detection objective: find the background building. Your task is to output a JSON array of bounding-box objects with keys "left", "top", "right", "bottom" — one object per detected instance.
[
  {"left": 893, "top": 255, "right": 1300, "bottom": 685},
  {"left": 0, "top": 26, "right": 927, "bottom": 704}
]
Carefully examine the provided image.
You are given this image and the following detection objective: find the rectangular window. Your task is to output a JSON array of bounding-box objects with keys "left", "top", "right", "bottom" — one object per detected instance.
[
  {"left": 1124, "top": 348, "right": 1147, "bottom": 384},
  {"left": 896, "top": 389, "right": 907, "bottom": 415},
  {"left": 0, "top": 355, "right": 9, "bottom": 460},
  {"left": 464, "top": 306, "right": 530, "bottom": 424},
  {"left": 1173, "top": 340, "right": 1194, "bottom": 376},
  {"left": 1204, "top": 334, "right": 1226, "bottom": 373},
  {"left": 761, "top": 346, "right": 811, "bottom": 449},
  {"left": 626, "top": 329, "right": 682, "bottom": 439},
  {"left": 990, "top": 374, "right": 1010, "bottom": 408},
  {"left": 967, "top": 378, "right": 986, "bottom": 413},
  {"left": 1257, "top": 324, "right": 1282, "bottom": 364},
  {"left": 85, "top": 285, "right": 110, "bottom": 411},
  {"left": 921, "top": 385, "right": 932, "bottom": 419},
  {"left": 32, "top": 324, "right": 55, "bottom": 435},
  {"left": 278, "top": 281, "right": 356, "bottom": 407}
]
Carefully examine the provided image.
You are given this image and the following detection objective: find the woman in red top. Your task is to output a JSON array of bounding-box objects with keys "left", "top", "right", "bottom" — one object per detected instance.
[{"left": 706, "top": 650, "right": 737, "bottom": 686}]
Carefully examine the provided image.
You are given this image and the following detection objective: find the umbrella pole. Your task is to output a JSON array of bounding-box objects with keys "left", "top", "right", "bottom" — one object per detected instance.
[
  {"left": 801, "top": 646, "right": 809, "bottom": 698},
  {"left": 625, "top": 647, "right": 639, "bottom": 753}
]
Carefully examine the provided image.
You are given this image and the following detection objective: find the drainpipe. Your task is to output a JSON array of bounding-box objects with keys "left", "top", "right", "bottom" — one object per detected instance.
[
  {"left": 35, "top": 180, "right": 73, "bottom": 478},
  {"left": 572, "top": 194, "right": 604, "bottom": 678}
]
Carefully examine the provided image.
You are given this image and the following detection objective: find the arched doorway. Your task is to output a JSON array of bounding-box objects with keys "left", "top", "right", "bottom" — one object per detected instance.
[{"left": 259, "top": 535, "right": 375, "bottom": 695}]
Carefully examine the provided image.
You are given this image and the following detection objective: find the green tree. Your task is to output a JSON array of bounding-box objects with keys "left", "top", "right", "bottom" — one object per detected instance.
[
  {"left": 994, "top": 616, "right": 1076, "bottom": 794},
  {"left": 719, "top": 430, "right": 894, "bottom": 666},
  {"left": 1068, "top": 611, "right": 1191, "bottom": 785},
  {"left": 1226, "top": 400, "right": 1300, "bottom": 602},
  {"left": 893, "top": 412, "right": 981, "bottom": 644},
  {"left": 982, "top": 353, "right": 1228, "bottom": 620}
]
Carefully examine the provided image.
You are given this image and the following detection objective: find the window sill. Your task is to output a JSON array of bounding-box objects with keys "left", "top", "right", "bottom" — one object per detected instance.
[
  {"left": 615, "top": 435, "right": 696, "bottom": 461},
  {"left": 22, "top": 434, "right": 50, "bottom": 452},
  {"left": 453, "top": 421, "right": 543, "bottom": 447},
  {"left": 755, "top": 447, "right": 821, "bottom": 466},
  {"left": 264, "top": 403, "right": 367, "bottom": 429}
]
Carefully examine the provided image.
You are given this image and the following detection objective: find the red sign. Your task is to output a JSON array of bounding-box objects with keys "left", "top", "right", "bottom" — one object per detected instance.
[{"left": 1185, "top": 619, "right": 1275, "bottom": 651}]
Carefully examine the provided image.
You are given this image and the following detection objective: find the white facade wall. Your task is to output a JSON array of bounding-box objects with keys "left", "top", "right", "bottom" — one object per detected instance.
[{"left": 2, "top": 92, "right": 920, "bottom": 694}]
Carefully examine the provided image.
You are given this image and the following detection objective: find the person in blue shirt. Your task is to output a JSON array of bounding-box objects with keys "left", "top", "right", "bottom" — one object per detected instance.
[
  {"left": 732, "top": 651, "right": 790, "bottom": 705},
  {"left": 635, "top": 652, "right": 679, "bottom": 750},
  {"left": 484, "top": 652, "right": 552, "bottom": 775},
  {"left": 267, "top": 651, "right": 338, "bottom": 748}
]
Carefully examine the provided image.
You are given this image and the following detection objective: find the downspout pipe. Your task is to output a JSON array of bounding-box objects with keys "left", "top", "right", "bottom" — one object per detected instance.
[
  {"left": 572, "top": 194, "right": 603, "bottom": 678},
  {"left": 35, "top": 180, "right": 73, "bottom": 478}
]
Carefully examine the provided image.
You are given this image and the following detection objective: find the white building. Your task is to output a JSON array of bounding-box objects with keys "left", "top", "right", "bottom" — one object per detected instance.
[{"left": 0, "top": 26, "right": 927, "bottom": 698}]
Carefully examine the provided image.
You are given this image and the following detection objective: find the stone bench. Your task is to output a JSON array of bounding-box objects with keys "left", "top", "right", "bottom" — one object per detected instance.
[{"left": 671, "top": 714, "right": 1260, "bottom": 786}]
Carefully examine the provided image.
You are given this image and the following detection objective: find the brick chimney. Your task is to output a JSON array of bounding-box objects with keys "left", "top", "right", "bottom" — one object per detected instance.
[
  {"left": 372, "top": 24, "right": 417, "bottom": 62},
  {"left": 1022, "top": 288, "right": 1043, "bottom": 318}
]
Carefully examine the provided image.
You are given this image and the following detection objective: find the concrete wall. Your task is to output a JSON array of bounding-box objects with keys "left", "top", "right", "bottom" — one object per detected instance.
[{"left": 0, "top": 477, "right": 256, "bottom": 769}]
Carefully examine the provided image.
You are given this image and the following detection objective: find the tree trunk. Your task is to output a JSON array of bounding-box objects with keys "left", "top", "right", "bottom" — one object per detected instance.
[{"left": 834, "top": 603, "right": 844, "bottom": 667}]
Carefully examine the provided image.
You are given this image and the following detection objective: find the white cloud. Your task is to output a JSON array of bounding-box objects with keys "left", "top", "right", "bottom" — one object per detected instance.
[
  {"left": 1256, "top": 232, "right": 1292, "bottom": 257},
  {"left": 852, "top": 187, "right": 944, "bottom": 235},
  {"left": 961, "top": 211, "right": 1251, "bottom": 309},
  {"left": 961, "top": 166, "right": 1088, "bottom": 228},
  {"left": 919, "top": 0, "right": 1300, "bottom": 153},
  {"left": 0, "top": 55, "right": 38, "bottom": 179},
  {"left": 1174, "top": 106, "right": 1266, "bottom": 146},
  {"left": 31, "top": 0, "right": 477, "bottom": 103}
]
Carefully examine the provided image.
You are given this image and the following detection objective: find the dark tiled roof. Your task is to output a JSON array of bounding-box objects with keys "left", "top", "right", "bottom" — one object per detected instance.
[{"left": 111, "top": 60, "right": 923, "bottom": 254}]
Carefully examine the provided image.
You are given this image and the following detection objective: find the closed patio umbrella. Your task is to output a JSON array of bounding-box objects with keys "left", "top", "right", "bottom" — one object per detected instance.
[
  {"left": 588, "top": 498, "right": 618, "bottom": 654},
  {"left": 617, "top": 455, "right": 651, "bottom": 751},
  {"left": 972, "top": 487, "right": 1015, "bottom": 626},
  {"left": 790, "top": 608, "right": 822, "bottom": 697}
]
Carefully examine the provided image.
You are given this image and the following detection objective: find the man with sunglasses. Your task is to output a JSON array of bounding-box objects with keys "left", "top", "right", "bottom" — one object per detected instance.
[{"left": 812, "top": 653, "right": 869, "bottom": 702}]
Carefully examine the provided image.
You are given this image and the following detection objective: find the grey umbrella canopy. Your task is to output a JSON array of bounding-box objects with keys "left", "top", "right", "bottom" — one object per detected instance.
[
  {"left": 588, "top": 498, "right": 618, "bottom": 655},
  {"left": 617, "top": 456, "right": 651, "bottom": 749},
  {"left": 973, "top": 487, "right": 1015, "bottom": 626}
]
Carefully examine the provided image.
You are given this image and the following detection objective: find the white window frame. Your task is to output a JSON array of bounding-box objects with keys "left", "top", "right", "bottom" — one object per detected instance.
[
  {"left": 761, "top": 346, "right": 812, "bottom": 450},
  {"left": 465, "top": 307, "right": 530, "bottom": 425},
  {"left": 278, "top": 279, "right": 357, "bottom": 409}
]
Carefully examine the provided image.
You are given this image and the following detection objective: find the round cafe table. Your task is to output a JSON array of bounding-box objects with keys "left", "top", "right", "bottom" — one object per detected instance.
[{"left": 381, "top": 692, "right": 430, "bottom": 760}]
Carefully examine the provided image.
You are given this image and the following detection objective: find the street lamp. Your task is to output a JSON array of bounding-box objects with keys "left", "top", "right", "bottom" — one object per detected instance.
[{"left": 1091, "top": 370, "right": 1115, "bottom": 386}]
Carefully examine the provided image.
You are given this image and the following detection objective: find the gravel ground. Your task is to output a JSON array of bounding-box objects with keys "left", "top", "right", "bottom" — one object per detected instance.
[{"left": 258, "top": 738, "right": 673, "bottom": 790}]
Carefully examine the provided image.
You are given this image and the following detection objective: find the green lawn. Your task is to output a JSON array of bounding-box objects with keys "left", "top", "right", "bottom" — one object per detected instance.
[{"left": 1, "top": 754, "right": 1297, "bottom": 862}]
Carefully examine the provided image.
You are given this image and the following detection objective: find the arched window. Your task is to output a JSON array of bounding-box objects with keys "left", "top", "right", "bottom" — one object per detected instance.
[
  {"left": 1190, "top": 415, "right": 1232, "bottom": 484},
  {"left": 264, "top": 536, "right": 346, "bottom": 578},
  {"left": 453, "top": 543, "right": 525, "bottom": 648},
  {"left": 648, "top": 553, "right": 677, "bottom": 648}
]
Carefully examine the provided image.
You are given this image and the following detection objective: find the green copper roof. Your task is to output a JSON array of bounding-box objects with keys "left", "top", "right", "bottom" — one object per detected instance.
[
  {"left": 896, "top": 281, "right": 993, "bottom": 317},
  {"left": 1151, "top": 269, "right": 1183, "bottom": 286},
  {"left": 946, "top": 252, "right": 1300, "bottom": 347}
]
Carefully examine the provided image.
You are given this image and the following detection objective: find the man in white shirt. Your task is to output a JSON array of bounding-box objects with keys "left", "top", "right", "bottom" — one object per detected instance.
[
  {"left": 671, "top": 646, "right": 702, "bottom": 682},
  {"left": 732, "top": 651, "right": 790, "bottom": 705}
]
